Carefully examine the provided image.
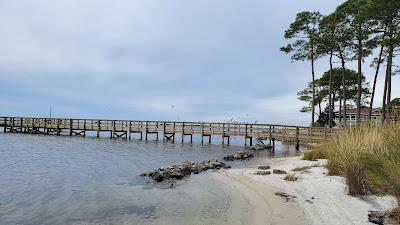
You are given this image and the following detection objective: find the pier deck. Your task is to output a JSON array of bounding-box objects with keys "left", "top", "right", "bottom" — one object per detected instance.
[{"left": 0, "top": 117, "right": 337, "bottom": 147}]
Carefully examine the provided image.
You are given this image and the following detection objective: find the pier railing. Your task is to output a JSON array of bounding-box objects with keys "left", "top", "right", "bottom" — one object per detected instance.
[{"left": 0, "top": 117, "right": 338, "bottom": 145}]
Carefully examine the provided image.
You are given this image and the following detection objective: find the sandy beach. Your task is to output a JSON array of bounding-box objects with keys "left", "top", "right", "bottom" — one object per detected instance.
[{"left": 216, "top": 156, "right": 398, "bottom": 225}]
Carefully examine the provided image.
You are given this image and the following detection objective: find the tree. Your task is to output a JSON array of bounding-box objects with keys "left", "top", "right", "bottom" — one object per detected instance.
[
  {"left": 298, "top": 68, "right": 371, "bottom": 127},
  {"left": 336, "top": 0, "right": 375, "bottom": 125},
  {"left": 369, "top": 0, "right": 400, "bottom": 122},
  {"left": 324, "top": 12, "right": 354, "bottom": 127},
  {"left": 281, "top": 11, "right": 323, "bottom": 126},
  {"left": 318, "top": 14, "right": 337, "bottom": 128}
]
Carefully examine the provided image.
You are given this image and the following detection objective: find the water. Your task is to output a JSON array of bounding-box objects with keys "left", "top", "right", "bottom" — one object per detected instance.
[{"left": 0, "top": 133, "right": 299, "bottom": 225}]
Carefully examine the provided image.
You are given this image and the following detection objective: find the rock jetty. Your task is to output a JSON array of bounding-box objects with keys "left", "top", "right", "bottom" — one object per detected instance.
[
  {"left": 142, "top": 160, "right": 231, "bottom": 182},
  {"left": 223, "top": 151, "right": 254, "bottom": 161}
]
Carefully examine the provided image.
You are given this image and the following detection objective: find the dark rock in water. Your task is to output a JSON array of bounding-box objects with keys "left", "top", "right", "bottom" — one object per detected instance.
[
  {"left": 273, "top": 169, "right": 287, "bottom": 174},
  {"left": 144, "top": 159, "right": 230, "bottom": 182},
  {"left": 223, "top": 151, "right": 254, "bottom": 161},
  {"left": 368, "top": 211, "right": 385, "bottom": 225},
  {"left": 250, "top": 138, "right": 273, "bottom": 151},
  {"left": 148, "top": 171, "right": 165, "bottom": 182},
  {"left": 255, "top": 170, "right": 271, "bottom": 175},
  {"left": 139, "top": 173, "right": 147, "bottom": 177},
  {"left": 258, "top": 165, "right": 271, "bottom": 170}
]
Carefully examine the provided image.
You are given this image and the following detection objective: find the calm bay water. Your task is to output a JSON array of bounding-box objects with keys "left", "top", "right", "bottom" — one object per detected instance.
[{"left": 0, "top": 133, "right": 299, "bottom": 225}]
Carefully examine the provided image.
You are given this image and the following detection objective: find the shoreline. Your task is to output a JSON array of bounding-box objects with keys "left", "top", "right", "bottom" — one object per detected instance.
[{"left": 216, "top": 156, "right": 398, "bottom": 225}]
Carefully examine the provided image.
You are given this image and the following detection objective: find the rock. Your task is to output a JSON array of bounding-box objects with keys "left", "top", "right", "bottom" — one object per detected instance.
[
  {"left": 144, "top": 159, "right": 230, "bottom": 182},
  {"left": 258, "top": 165, "right": 271, "bottom": 170},
  {"left": 139, "top": 173, "right": 147, "bottom": 177},
  {"left": 149, "top": 171, "right": 164, "bottom": 182},
  {"left": 273, "top": 169, "right": 288, "bottom": 174},
  {"left": 250, "top": 138, "right": 273, "bottom": 151},
  {"left": 275, "top": 192, "right": 297, "bottom": 202},
  {"left": 224, "top": 151, "right": 254, "bottom": 161},
  {"left": 255, "top": 170, "right": 271, "bottom": 175},
  {"left": 368, "top": 211, "right": 385, "bottom": 225}
]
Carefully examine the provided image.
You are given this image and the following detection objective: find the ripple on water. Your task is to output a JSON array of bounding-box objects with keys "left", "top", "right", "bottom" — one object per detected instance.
[{"left": 0, "top": 133, "right": 300, "bottom": 225}]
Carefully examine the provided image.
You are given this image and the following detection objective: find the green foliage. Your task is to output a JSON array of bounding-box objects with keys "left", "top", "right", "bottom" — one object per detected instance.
[
  {"left": 281, "top": 11, "right": 323, "bottom": 61},
  {"left": 297, "top": 68, "right": 371, "bottom": 113}
]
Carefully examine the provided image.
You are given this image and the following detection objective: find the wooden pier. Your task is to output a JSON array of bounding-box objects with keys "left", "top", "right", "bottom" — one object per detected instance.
[{"left": 0, "top": 117, "right": 337, "bottom": 148}]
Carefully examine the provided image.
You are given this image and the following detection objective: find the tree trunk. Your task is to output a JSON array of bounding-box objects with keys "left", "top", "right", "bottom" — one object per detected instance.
[
  {"left": 319, "top": 102, "right": 322, "bottom": 117},
  {"left": 386, "top": 45, "right": 394, "bottom": 122},
  {"left": 369, "top": 29, "right": 386, "bottom": 120},
  {"left": 332, "top": 91, "right": 336, "bottom": 126},
  {"left": 328, "top": 50, "right": 333, "bottom": 128},
  {"left": 339, "top": 96, "right": 342, "bottom": 125},
  {"left": 339, "top": 48, "right": 347, "bottom": 127},
  {"left": 382, "top": 57, "right": 389, "bottom": 124},
  {"left": 356, "top": 29, "right": 363, "bottom": 126},
  {"left": 311, "top": 44, "right": 316, "bottom": 127}
]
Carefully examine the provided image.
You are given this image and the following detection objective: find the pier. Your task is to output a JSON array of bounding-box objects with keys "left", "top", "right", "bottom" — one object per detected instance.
[{"left": 0, "top": 117, "right": 337, "bottom": 148}]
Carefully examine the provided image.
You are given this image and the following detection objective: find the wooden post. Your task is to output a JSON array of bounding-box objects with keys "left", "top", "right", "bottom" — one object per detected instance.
[
  {"left": 69, "top": 119, "right": 73, "bottom": 136},
  {"left": 128, "top": 121, "right": 132, "bottom": 139},
  {"left": 83, "top": 120, "right": 86, "bottom": 137},
  {"left": 222, "top": 124, "right": 225, "bottom": 145},
  {"left": 201, "top": 123, "right": 204, "bottom": 145},
  {"left": 181, "top": 122, "right": 185, "bottom": 143},
  {"left": 272, "top": 138, "right": 275, "bottom": 151},
  {"left": 19, "top": 118, "right": 23, "bottom": 133},
  {"left": 56, "top": 119, "right": 60, "bottom": 135},
  {"left": 245, "top": 124, "right": 248, "bottom": 146},
  {"left": 11, "top": 117, "right": 15, "bottom": 133},
  {"left": 163, "top": 122, "right": 166, "bottom": 141},
  {"left": 97, "top": 120, "right": 101, "bottom": 138},
  {"left": 295, "top": 126, "right": 299, "bottom": 150},
  {"left": 145, "top": 121, "right": 148, "bottom": 141},
  {"left": 3, "top": 117, "right": 7, "bottom": 133}
]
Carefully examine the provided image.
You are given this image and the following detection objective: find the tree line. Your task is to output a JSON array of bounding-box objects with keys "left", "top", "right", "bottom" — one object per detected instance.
[{"left": 281, "top": 0, "right": 400, "bottom": 127}]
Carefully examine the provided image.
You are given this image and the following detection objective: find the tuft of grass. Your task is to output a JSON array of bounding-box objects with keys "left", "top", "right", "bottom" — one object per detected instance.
[
  {"left": 292, "top": 166, "right": 311, "bottom": 172},
  {"left": 303, "top": 148, "right": 327, "bottom": 161},
  {"left": 284, "top": 173, "right": 300, "bottom": 182}
]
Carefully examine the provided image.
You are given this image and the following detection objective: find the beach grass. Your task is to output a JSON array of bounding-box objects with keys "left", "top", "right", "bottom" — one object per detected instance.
[{"left": 304, "top": 125, "right": 400, "bottom": 223}]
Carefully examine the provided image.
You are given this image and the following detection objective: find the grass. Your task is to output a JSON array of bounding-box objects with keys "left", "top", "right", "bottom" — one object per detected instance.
[
  {"left": 303, "top": 148, "right": 327, "bottom": 161},
  {"left": 304, "top": 125, "right": 400, "bottom": 223},
  {"left": 283, "top": 173, "right": 300, "bottom": 181}
]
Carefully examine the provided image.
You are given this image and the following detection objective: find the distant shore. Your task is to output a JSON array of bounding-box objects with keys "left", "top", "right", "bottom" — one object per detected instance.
[{"left": 216, "top": 156, "right": 398, "bottom": 225}]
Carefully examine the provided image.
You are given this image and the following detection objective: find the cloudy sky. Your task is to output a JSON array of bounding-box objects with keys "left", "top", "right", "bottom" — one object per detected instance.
[{"left": 0, "top": 0, "right": 398, "bottom": 125}]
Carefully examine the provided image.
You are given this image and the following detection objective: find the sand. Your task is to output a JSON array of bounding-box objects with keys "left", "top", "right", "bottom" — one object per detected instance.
[{"left": 217, "top": 156, "right": 398, "bottom": 225}]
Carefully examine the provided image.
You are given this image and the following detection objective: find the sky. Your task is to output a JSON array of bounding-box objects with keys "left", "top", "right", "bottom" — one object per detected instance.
[{"left": 0, "top": 0, "right": 398, "bottom": 126}]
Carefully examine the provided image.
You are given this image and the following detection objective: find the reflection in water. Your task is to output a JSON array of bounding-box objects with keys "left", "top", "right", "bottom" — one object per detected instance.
[{"left": 0, "top": 133, "right": 300, "bottom": 225}]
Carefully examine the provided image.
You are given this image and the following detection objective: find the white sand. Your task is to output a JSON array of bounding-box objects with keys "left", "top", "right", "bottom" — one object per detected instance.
[{"left": 217, "top": 156, "right": 398, "bottom": 225}]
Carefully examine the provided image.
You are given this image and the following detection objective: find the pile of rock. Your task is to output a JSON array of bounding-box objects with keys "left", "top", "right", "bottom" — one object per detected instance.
[
  {"left": 250, "top": 138, "right": 272, "bottom": 151},
  {"left": 254, "top": 165, "right": 288, "bottom": 176},
  {"left": 223, "top": 151, "right": 254, "bottom": 161},
  {"left": 141, "top": 160, "right": 231, "bottom": 182}
]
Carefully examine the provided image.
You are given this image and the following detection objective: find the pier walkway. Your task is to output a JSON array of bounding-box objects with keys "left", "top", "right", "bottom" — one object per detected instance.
[{"left": 0, "top": 117, "right": 337, "bottom": 148}]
